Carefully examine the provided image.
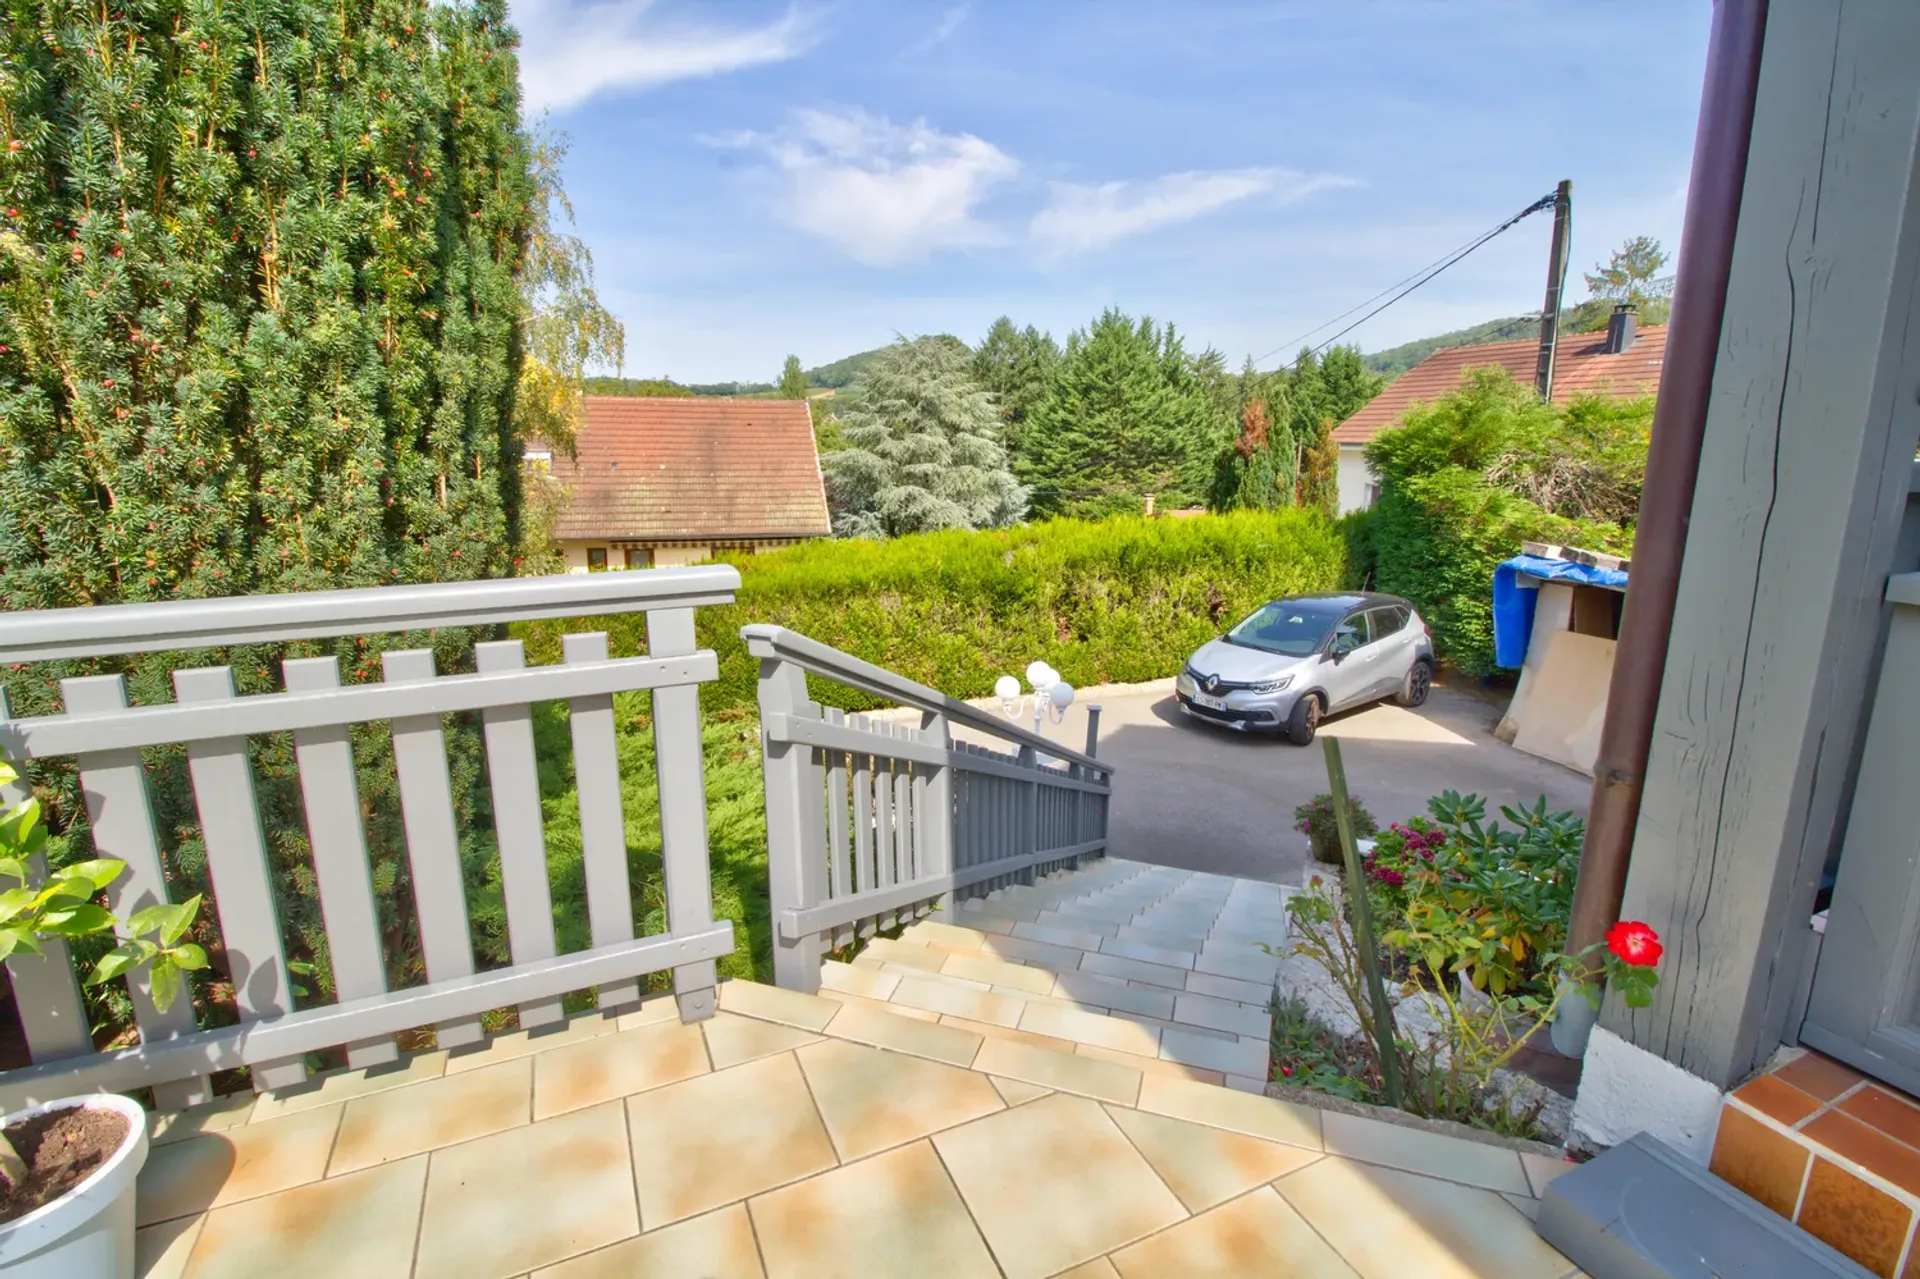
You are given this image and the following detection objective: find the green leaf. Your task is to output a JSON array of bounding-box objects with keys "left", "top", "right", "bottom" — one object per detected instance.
[
  {"left": 159, "top": 896, "right": 202, "bottom": 947},
  {"left": 0, "top": 886, "right": 40, "bottom": 924},
  {"left": 167, "top": 943, "right": 208, "bottom": 972},
  {"left": 62, "top": 859, "right": 126, "bottom": 893},
  {"left": 86, "top": 943, "right": 149, "bottom": 987},
  {"left": 148, "top": 958, "right": 184, "bottom": 1012},
  {"left": 0, "top": 857, "right": 25, "bottom": 888},
  {"left": 39, "top": 903, "right": 117, "bottom": 936},
  {"left": 0, "top": 929, "right": 19, "bottom": 961}
]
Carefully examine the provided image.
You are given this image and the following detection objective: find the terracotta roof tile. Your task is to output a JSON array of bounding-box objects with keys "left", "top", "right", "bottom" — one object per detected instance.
[
  {"left": 1332, "top": 325, "right": 1667, "bottom": 446},
  {"left": 547, "top": 397, "right": 830, "bottom": 541}
]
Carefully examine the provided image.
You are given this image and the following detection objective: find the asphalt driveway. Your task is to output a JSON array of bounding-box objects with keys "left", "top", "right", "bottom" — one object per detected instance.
[{"left": 947, "top": 678, "right": 1592, "bottom": 886}]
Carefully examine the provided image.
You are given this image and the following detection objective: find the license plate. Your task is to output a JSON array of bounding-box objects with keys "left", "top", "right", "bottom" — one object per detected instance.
[{"left": 1193, "top": 692, "right": 1228, "bottom": 711}]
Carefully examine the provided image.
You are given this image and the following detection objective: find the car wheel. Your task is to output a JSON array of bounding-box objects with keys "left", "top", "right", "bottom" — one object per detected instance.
[
  {"left": 1397, "top": 661, "right": 1433, "bottom": 708},
  {"left": 1285, "top": 694, "right": 1321, "bottom": 746}
]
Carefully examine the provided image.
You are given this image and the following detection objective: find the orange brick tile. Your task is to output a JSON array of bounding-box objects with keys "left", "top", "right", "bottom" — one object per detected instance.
[
  {"left": 1775, "top": 1052, "right": 1868, "bottom": 1103},
  {"left": 1733, "top": 1075, "right": 1824, "bottom": 1127},
  {"left": 1710, "top": 1106, "right": 1809, "bottom": 1219},
  {"left": 1798, "top": 1158, "right": 1912, "bottom": 1278},
  {"left": 1843, "top": 1087, "right": 1920, "bottom": 1153},
  {"left": 1804, "top": 1111, "right": 1920, "bottom": 1198}
]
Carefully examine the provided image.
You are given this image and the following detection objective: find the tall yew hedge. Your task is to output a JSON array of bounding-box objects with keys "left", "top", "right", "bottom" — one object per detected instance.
[{"left": 0, "top": 0, "right": 539, "bottom": 1027}]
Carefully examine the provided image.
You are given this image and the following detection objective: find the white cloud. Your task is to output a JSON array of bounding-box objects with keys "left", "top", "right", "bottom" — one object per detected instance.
[
  {"left": 512, "top": 0, "right": 823, "bottom": 116},
  {"left": 1030, "top": 168, "right": 1357, "bottom": 257},
  {"left": 903, "top": 4, "right": 969, "bottom": 56},
  {"left": 718, "top": 108, "right": 1019, "bottom": 267}
]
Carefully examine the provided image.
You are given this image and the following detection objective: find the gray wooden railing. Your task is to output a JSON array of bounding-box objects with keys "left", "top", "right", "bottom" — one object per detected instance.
[
  {"left": 0, "top": 568, "right": 740, "bottom": 1113},
  {"left": 744, "top": 625, "right": 1114, "bottom": 993}
]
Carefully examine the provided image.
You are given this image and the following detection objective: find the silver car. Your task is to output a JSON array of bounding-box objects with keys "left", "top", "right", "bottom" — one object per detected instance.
[{"left": 1174, "top": 592, "right": 1434, "bottom": 744}]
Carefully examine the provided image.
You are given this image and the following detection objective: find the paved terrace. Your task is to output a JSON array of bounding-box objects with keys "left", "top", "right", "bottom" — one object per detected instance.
[{"left": 133, "top": 976, "right": 1585, "bottom": 1279}]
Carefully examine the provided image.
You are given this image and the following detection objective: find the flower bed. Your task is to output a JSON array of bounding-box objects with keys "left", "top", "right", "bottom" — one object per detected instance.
[{"left": 1267, "top": 789, "right": 1662, "bottom": 1142}]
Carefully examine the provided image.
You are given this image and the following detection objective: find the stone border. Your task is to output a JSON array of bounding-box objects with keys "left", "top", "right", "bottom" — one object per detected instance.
[{"left": 1261, "top": 1077, "right": 1569, "bottom": 1160}]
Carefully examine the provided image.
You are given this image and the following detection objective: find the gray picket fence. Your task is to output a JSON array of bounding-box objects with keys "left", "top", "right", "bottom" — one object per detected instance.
[
  {"left": 0, "top": 568, "right": 739, "bottom": 1113},
  {"left": 744, "top": 625, "right": 1114, "bottom": 992}
]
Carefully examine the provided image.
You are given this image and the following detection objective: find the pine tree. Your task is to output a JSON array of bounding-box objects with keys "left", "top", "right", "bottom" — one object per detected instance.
[
  {"left": 777, "top": 354, "right": 809, "bottom": 399},
  {"left": 971, "top": 316, "right": 1060, "bottom": 455},
  {"left": 1210, "top": 362, "right": 1296, "bottom": 511},
  {"left": 1022, "top": 309, "right": 1229, "bottom": 518},
  {"left": 826, "top": 337, "right": 1026, "bottom": 538}
]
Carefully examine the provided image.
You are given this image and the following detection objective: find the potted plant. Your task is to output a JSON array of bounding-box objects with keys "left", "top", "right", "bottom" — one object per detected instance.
[
  {"left": 0, "top": 758, "right": 207, "bottom": 1278},
  {"left": 1295, "top": 792, "right": 1377, "bottom": 866}
]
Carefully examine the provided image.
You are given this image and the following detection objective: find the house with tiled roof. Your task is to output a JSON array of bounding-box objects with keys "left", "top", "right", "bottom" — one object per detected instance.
[
  {"left": 1332, "top": 316, "right": 1668, "bottom": 514},
  {"left": 530, "top": 396, "right": 831, "bottom": 572}
]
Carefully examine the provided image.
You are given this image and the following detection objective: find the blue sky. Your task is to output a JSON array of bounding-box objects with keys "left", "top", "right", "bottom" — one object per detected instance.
[{"left": 509, "top": 1, "right": 1713, "bottom": 384}]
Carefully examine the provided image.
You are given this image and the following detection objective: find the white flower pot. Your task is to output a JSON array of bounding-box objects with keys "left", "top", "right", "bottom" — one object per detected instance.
[
  {"left": 0, "top": 1095, "right": 148, "bottom": 1279},
  {"left": 1549, "top": 976, "right": 1599, "bottom": 1058}
]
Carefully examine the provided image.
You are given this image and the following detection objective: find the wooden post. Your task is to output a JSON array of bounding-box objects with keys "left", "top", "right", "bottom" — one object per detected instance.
[
  {"left": 759, "top": 656, "right": 827, "bottom": 992},
  {"left": 920, "top": 711, "right": 955, "bottom": 911},
  {"left": 1605, "top": 0, "right": 1920, "bottom": 1088},
  {"left": 1323, "top": 736, "right": 1403, "bottom": 1108}
]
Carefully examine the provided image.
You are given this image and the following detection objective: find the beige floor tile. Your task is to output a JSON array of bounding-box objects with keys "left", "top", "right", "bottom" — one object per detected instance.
[
  {"left": 912, "top": 919, "right": 991, "bottom": 949},
  {"left": 136, "top": 1104, "right": 341, "bottom": 1226},
  {"left": 885, "top": 962, "right": 988, "bottom": 988},
  {"left": 249, "top": 1049, "right": 448, "bottom": 1121},
  {"left": 820, "top": 961, "right": 901, "bottom": 1000},
  {"left": 942, "top": 951, "right": 1058, "bottom": 995},
  {"left": 817, "top": 988, "right": 941, "bottom": 1021},
  {"left": 717, "top": 979, "right": 841, "bottom": 1031},
  {"left": 417, "top": 1101, "right": 639, "bottom": 1279},
  {"left": 1105, "top": 1105, "right": 1321, "bottom": 1212},
  {"left": 933, "top": 1093, "right": 1188, "bottom": 1279},
  {"left": 796, "top": 1037, "right": 1004, "bottom": 1161},
  {"left": 1050, "top": 1259, "right": 1121, "bottom": 1279},
  {"left": 890, "top": 974, "right": 1026, "bottom": 1026},
  {"left": 823, "top": 997, "right": 984, "bottom": 1066},
  {"left": 445, "top": 1012, "right": 616, "bottom": 1076},
  {"left": 182, "top": 1156, "right": 427, "bottom": 1279},
  {"left": 990, "top": 1076, "right": 1054, "bottom": 1107},
  {"left": 135, "top": 1215, "right": 202, "bottom": 1279},
  {"left": 1017, "top": 1002, "right": 1163, "bottom": 1056},
  {"left": 1320, "top": 1111, "right": 1530, "bottom": 1195},
  {"left": 150, "top": 1095, "right": 255, "bottom": 1147},
  {"left": 980, "top": 934, "right": 1089, "bottom": 969},
  {"left": 1225, "top": 1074, "right": 1266, "bottom": 1094},
  {"left": 330, "top": 1057, "right": 531, "bottom": 1175},
  {"left": 1075, "top": 1044, "right": 1224, "bottom": 1086},
  {"left": 941, "top": 1015, "right": 1078, "bottom": 1053},
  {"left": 1275, "top": 1157, "right": 1573, "bottom": 1279},
  {"left": 533, "top": 1204, "right": 764, "bottom": 1278},
  {"left": 1109, "top": 1186, "right": 1358, "bottom": 1278},
  {"left": 938, "top": 910, "right": 1015, "bottom": 936},
  {"left": 972, "top": 1037, "right": 1142, "bottom": 1106},
  {"left": 703, "top": 1010, "right": 823, "bottom": 1069},
  {"left": 750, "top": 1140, "right": 1000, "bottom": 1279},
  {"left": 534, "top": 1018, "right": 710, "bottom": 1119},
  {"left": 626, "top": 1052, "right": 839, "bottom": 1227},
  {"left": 615, "top": 995, "right": 683, "bottom": 1033},
  {"left": 859, "top": 939, "right": 949, "bottom": 972},
  {"left": 1522, "top": 1151, "right": 1576, "bottom": 1198},
  {"left": 1136, "top": 1074, "right": 1321, "bottom": 1150}
]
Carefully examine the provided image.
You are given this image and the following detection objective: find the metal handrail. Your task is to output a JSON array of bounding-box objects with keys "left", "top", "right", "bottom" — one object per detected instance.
[{"left": 741, "top": 623, "right": 1111, "bottom": 774}]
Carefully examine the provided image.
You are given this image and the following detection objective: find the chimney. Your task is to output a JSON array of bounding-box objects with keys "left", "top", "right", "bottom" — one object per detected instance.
[
  {"left": 1604, "top": 303, "right": 1638, "bottom": 354},
  {"left": 1144, "top": 493, "right": 1157, "bottom": 519}
]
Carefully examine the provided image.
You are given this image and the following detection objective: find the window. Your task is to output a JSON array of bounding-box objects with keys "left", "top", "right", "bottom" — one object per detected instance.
[
  {"left": 1224, "top": 600, "right": 1343, "bottom": 657},
  {"left": 1368, "top": 607, "right": 1406, "bottom": 640},
  {"left": 523, "top": 448, "right": 552, "bottom": 472},
  {"left": 624, "top": 548, "right": 653, "bottom": 569},
  {"left": 586, "top": 547, "right": 608, "bottom": 571}
]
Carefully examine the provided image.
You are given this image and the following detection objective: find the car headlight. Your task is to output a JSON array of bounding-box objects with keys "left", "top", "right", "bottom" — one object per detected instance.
[{"left": 1249, "top": 675, "right": 1293, "bottom": 693}]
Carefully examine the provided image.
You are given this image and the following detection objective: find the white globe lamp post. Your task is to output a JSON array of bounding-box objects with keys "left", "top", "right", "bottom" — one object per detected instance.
[{"left": 999, "top": 662, "right": 1075, "bottom": 737}]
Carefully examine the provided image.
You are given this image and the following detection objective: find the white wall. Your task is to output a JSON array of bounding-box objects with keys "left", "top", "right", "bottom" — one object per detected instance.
[
  {"left": 557, "top": 542, "right": 714, "bottom": 573},
  {"left": 1336, "top": 446, "right": 1376, "bottom": 515}
]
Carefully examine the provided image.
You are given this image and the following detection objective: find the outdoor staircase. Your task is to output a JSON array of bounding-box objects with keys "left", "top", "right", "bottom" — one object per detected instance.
[{"left": 817, "top": 858, "right": 1288, "bottom": 1091}]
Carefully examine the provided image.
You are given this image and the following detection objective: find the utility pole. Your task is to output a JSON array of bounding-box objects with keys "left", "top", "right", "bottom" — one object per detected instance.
[{"left": 1533, "top": 179, "right": 1573, "bottom": 400}]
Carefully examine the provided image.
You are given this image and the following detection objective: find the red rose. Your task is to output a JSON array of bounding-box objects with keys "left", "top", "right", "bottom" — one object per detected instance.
[{"left": 1606, "top": 921, "right": 1663, "bottom": 968}]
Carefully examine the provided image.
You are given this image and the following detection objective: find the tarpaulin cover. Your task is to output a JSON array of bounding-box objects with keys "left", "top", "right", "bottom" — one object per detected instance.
[{"left": 1492, "top": 555, "right": 1630, "bottom": 668}]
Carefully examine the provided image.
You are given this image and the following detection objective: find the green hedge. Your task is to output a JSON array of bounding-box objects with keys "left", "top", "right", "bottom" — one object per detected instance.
[{"left": 520, "top": 509, "right": 1346, "bottom": 712}]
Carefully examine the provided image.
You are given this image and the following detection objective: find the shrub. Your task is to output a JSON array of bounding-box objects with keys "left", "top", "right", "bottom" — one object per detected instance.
[
  {"left": 521, "top": 508, "right": 1347, "bottom": 716},
  {"left": 1357, "top": 368, "right": 1643, "bottom": 676},
  {"left": 1294, "top": 793, "right": 1377, "bottom": 866}
]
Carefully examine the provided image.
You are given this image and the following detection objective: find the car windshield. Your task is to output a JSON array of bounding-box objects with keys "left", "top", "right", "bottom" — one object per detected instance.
[{"left": 1223, "top": 601, "right": 1342, "bottom": 657}]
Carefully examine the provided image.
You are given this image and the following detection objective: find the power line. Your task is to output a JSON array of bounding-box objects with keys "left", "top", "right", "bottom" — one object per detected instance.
[{"left": 1255, "top": 191, "right": 1559, "bottom": 370}]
